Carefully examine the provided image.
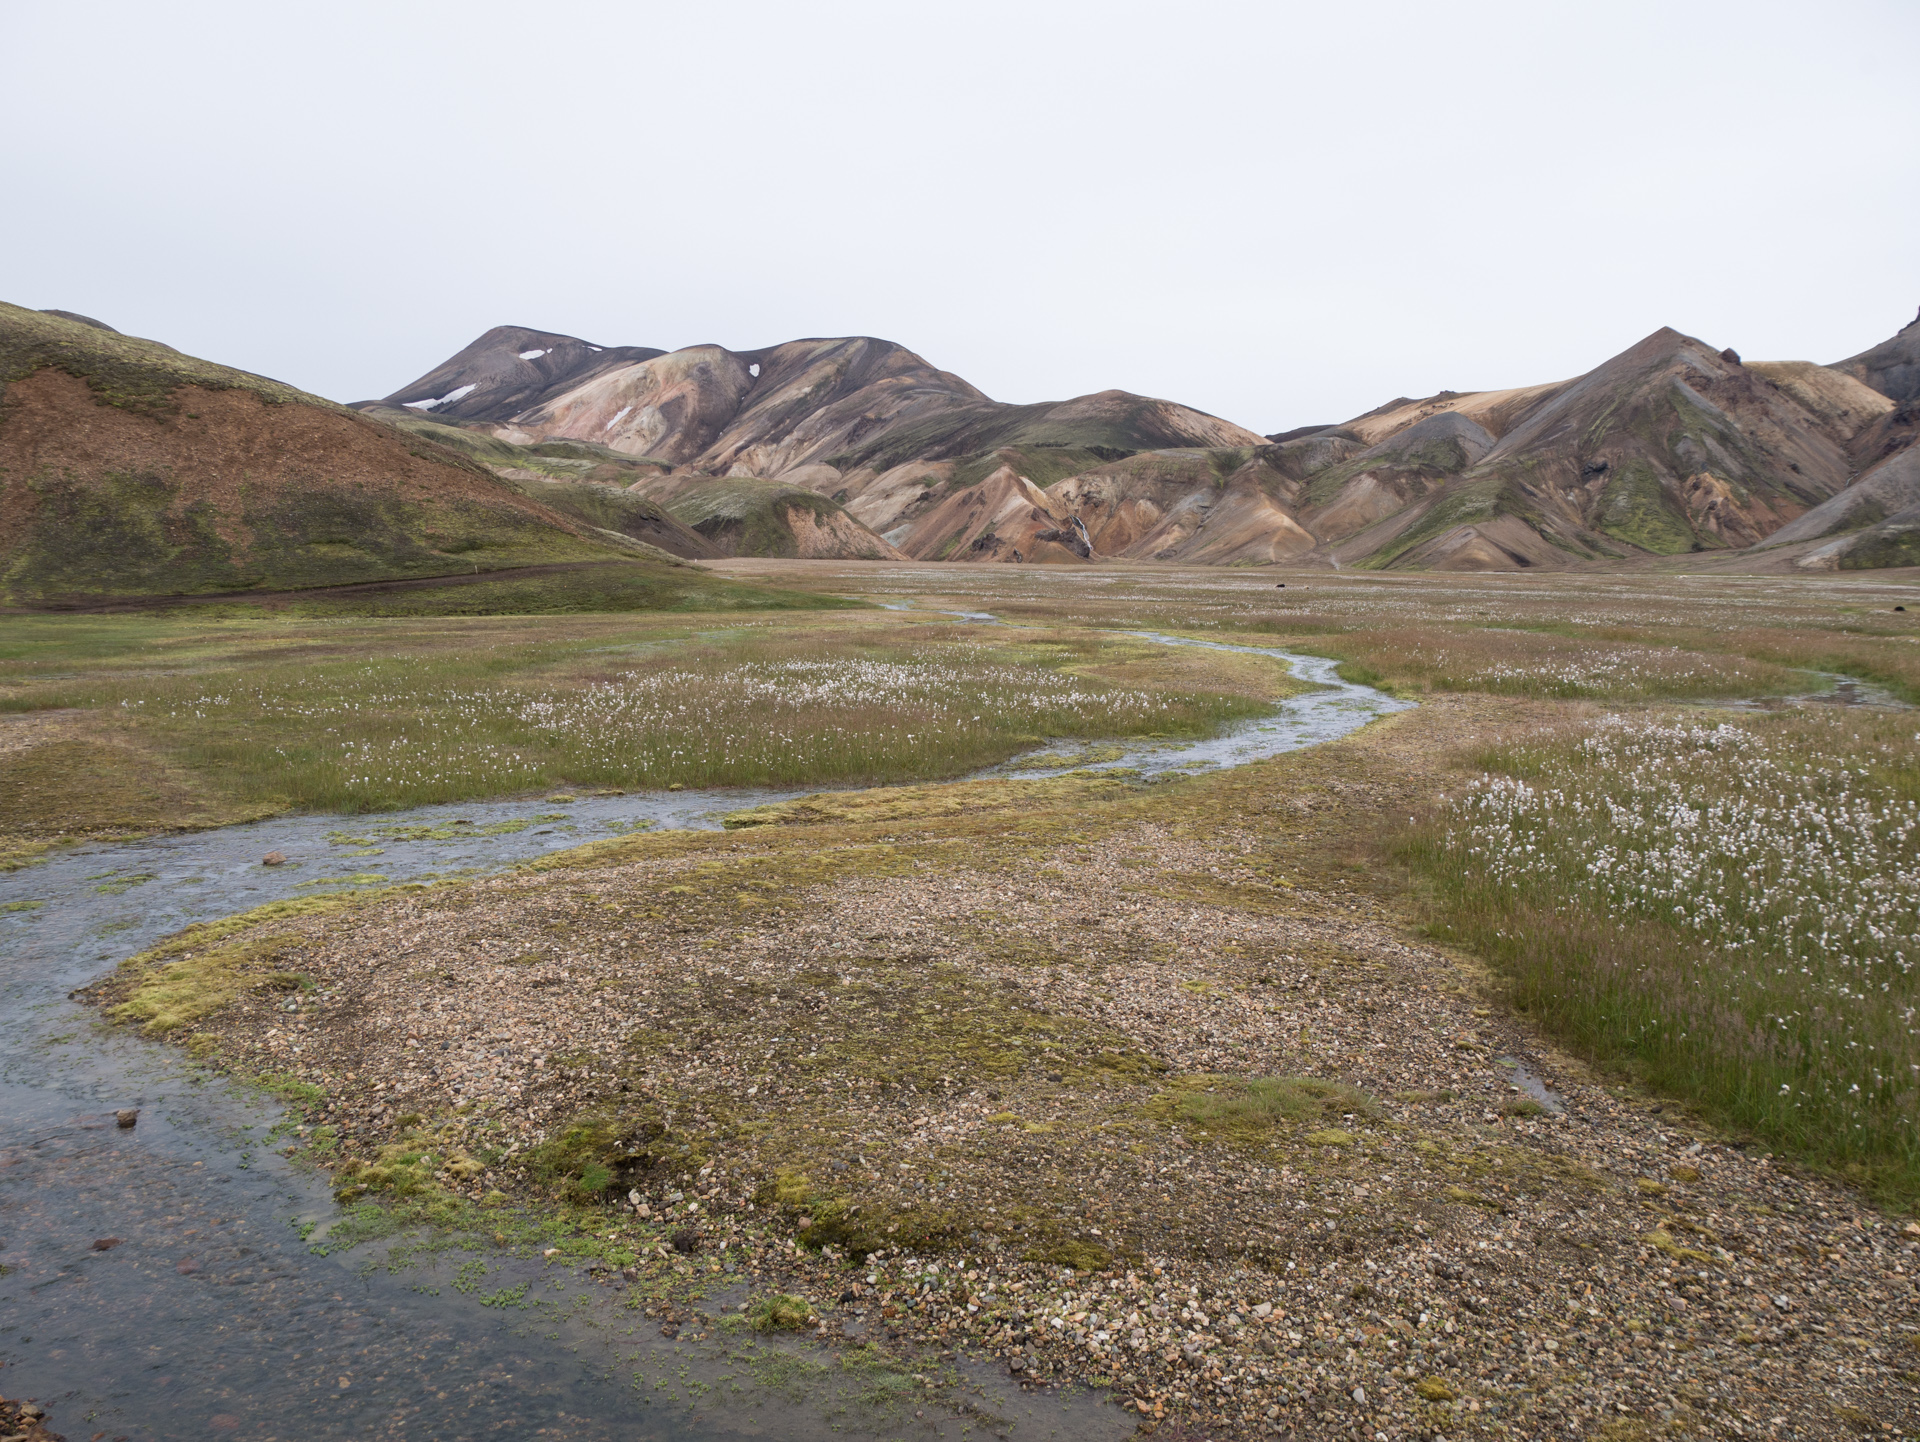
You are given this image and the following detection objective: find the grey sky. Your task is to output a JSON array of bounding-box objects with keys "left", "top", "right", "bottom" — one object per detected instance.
[{"left": 6, "top": 0, "right": 1916, "bottom": 434}]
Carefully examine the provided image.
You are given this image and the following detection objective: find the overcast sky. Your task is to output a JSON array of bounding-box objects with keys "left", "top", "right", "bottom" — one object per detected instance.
[{"left": 5, "top": 0, "right": 1916, "bottom": 433}]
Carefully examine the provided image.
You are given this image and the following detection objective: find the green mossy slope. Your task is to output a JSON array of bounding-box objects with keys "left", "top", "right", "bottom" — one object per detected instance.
[
  {"left": 0, "top": 304, "right": 664, "bottom": 604},
  {"left": 664, "top": 478, "right": 895, "bottom": 558},
  {"left": 0, "top": 301, "right": 316, "bottom": 415}
]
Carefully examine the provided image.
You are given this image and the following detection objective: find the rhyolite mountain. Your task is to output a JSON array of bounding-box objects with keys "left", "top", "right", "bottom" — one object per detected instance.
[
  {"left": 359, "top": 398, "right": 906, "bottom": 563},
  {"left": 1761, "top": 447, "right": 1920, "bottom": 570},
  {"left": 365, "top": 328, "right": 1262, "bottom": 562},
  {"left": 370, "top": 311, "right": 1920, "bottom": 571},
  {"left": 1300, "top": 328, "right": 1868, "bottom": 568},
  {"left": 372, "top": 330, "right": 1264, "bottom": 476},
  {"left": 1834, "top": 306, "right": 1920, "bottom": 407},
  {"left": 12, "top": 299, "right": 1916, "bottom": 605},
  {"left": 0, "top": 303, "right": 831, "bottom": 607},
  {"left": 377, "top": 325, "right": 670, "bottom": 423}
]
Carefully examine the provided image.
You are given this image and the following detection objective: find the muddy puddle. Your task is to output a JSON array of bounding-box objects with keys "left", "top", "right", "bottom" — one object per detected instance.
[
  {"left": 1494, "top": 1057, "right": 1566, "bottom": 1115},
  {"left": 0, "top": 618, "right": 1409, "bottom": 1439},
  {"left": 1702, "top": 671, "right": 1911, "bottom": 712}
]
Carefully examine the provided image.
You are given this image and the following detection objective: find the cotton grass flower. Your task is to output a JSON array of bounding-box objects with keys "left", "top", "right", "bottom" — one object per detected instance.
[{"left": 1427, "top": 708, "right": 1919, "bottom": 1186}]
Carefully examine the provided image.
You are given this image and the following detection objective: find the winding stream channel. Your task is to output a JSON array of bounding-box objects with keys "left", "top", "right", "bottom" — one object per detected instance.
[{"left": 0, "top": 626, "right": 1410, "bottom": 1440}]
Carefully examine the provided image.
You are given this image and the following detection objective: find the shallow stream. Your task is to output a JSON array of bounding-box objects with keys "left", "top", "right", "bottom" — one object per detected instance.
[{"left": 0, "top": 623, "right": 1408, "bottom": 1439}]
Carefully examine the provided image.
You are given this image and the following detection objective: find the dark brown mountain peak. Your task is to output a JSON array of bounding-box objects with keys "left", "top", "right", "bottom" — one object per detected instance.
[
  {"left": 1354, "top": 409, "right": 1495, "bottom": 467},
  {"left": 1264, "top": 423, "right": 1341, "bottom": 444},
  {"left": 376, "top": 324, "right": 667, "bottom": 422},
  {"left": 1832, "top": 306, "right": 1920, "bottom": 405},
  {"left": 1484, "top": 327, "right": 1722, "bottom": 457}
]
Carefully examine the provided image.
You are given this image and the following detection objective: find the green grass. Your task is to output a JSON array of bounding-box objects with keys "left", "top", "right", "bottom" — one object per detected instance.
[
  {"left": 0, "top": 613, "right": 1270, "bottom": 813},
  {"left": 664, "top": 480, "right": 876, "bottom": 558},
  {"left": 0, "top": 299, "right": 317, "bottom": 416},
  {"left": 1166, "top": 1075, "right": 1378, "bottom": 1141},
  {"left": 1287, "top": 626, "right": 1811, "bottom": 700},
  {"left": 260, "top": 562, "right": 840, "bottom": 617},
  {"left": 0, "top": 733, "right": 280, "bottom": 843},
  {"left": 1403, "top": 708, "right": 1920, "bottom": 1205},
  {"left": 1596, "top": 459, "right": 1698, "bottom": 555}
]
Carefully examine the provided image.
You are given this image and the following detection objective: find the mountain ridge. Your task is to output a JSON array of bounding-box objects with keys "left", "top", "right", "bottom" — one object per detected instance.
[
  {"left": 15, "top": 299, "right": 1917, "bottom": 602},
  {"left": 361, "top": 308, "right": 1920, "bottom": 572},
  {"left": 0, "top": 303, "right": 837, "bottom": 609},
  {"left": 373, "top": 328, "right": 1266, "bottom": 478}
]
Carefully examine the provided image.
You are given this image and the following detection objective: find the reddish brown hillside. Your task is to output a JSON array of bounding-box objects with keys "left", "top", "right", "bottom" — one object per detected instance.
[{"left": 0, "top": 305, "right": 636, "bottom": 603}]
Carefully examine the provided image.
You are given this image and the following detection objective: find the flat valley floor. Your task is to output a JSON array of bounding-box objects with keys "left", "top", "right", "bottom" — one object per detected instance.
[{"left": 8, "top": 561, "right": 1920, "bottom": 1441}]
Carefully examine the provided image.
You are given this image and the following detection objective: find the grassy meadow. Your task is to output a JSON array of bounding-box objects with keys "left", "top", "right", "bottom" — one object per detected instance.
[
  {"left": 28, "top": 558, "right": 1920, "bottom": 1438},
  {"left": 1404, "top": 708, "right": 1920, "bottom": 1201},
  {"left": 0, "top": 610, "right": 1279, "bottom": 823},
  {"left": 13, "top": 557, "right": 1920, "bottom": 1204},
  {"left": 709, "top": 559, "right": 1920, "bottom": 1198},
  {"left": 717, "top": 560, "right": 1920, "bottom": 702}
]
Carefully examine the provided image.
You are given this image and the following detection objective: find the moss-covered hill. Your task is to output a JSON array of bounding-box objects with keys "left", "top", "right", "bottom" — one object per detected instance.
[
  {"left": 657, "top": 477, "right": 904, "bottom": 560},
  {"left": 356, "top": 406, "right": 720, "bottom": 561},
  {"left": 0, "top": 304, "right": 690, "bottom": 605}
]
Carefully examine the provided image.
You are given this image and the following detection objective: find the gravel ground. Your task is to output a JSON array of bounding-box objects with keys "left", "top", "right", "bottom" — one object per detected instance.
[
  {"left": 94, "top": 699, "right": 1920, "bottom": 1440},
  {"left": 0, "top": 1388, "right": 64, "bottom": 1441}
]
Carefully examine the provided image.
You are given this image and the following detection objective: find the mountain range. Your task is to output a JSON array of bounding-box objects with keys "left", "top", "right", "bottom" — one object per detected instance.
[
  {"left": 0, "top": 303, "right": 797, "bottom": 609},
  {"left": 4, "top": 299, "right": 1915, "bottom": 608},
  {"left": 362, "top": 309, "right": 1920, "bottom": 573}
]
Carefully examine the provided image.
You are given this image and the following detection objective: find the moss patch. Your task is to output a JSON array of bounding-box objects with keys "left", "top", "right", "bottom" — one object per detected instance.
[
  {"left": 1595, "top": 461, "right": 1696, "bottom": 555},
  {"left": 1359, "top": 476, "right": 1505, "bottom": 569},
  {"left": 1838, "top": 518, "right": 1920, "bottom": 571},
  {"left": 5, "top": 464, "right": 631, "bottom": 603},
  {"left": 0, "top": 300, "right": 316, "bottom": 416},
  {"left": 331, "top": 1116, "right": 494, "bottom": 1211},
  {"left": 268, "top": 561, "right": 847, "bottom": 618},
  {"left": 664, "top": 480, "right": 883, "bottom": 559},
  {"left": 0, "top": 732, "right": 274, "bottom": 841},
  {"left": 1159, "top": 1074, "right": 1378, "bottom": 1145},
  {"left": 102, "top": 885, "right": 433, "bottom": 1033},
  {"left": 109, "top": 930, "right": 315, "bottom": 1034},
  {"left": 748, "top": 1293, "right": 817, "bottom": 1331},
  {"left": 525, "top": 1110, "right": 653, "bottom": 1202},
  {"left": 721, "top": 775, "right": 1135, "bottom": 829}
]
